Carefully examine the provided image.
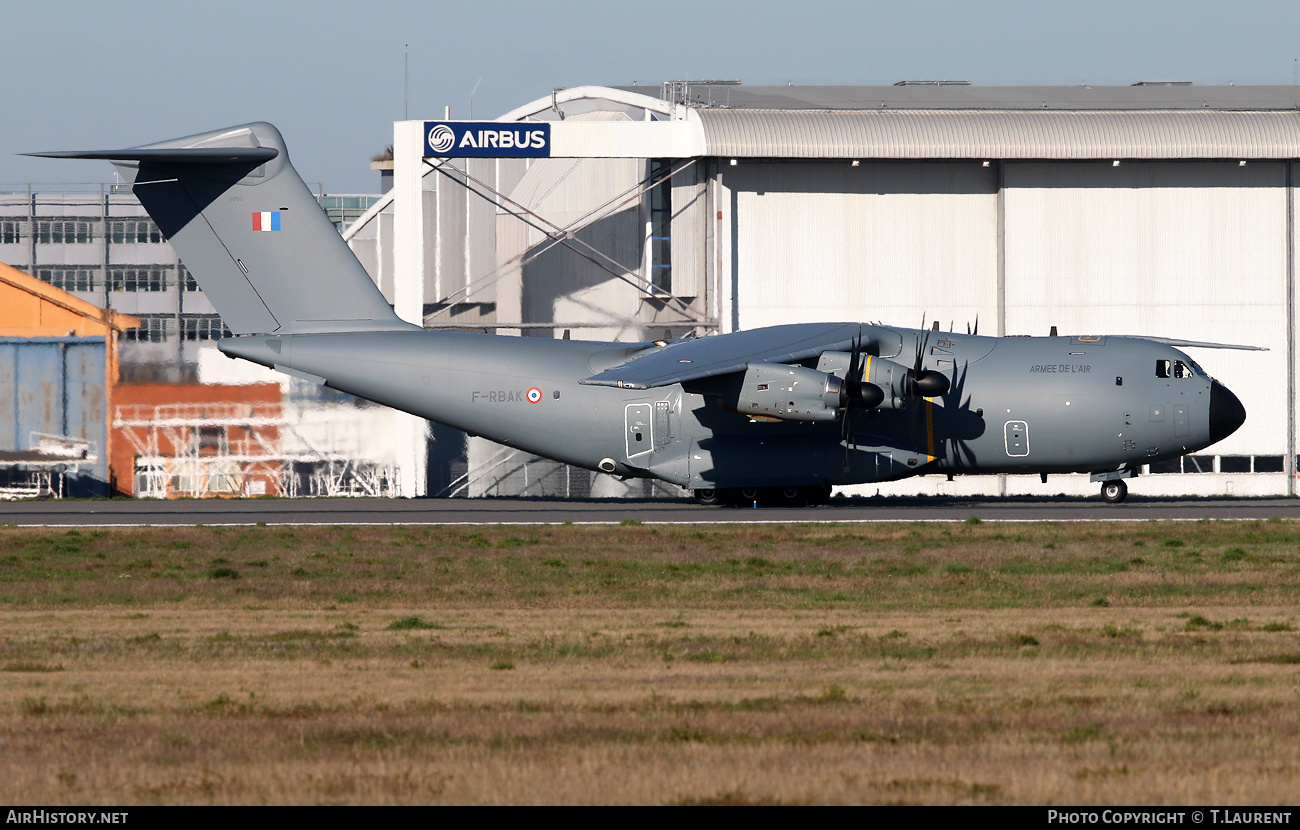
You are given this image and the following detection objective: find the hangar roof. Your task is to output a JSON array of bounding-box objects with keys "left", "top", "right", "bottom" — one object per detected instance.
[
  {"left": 693, "top": 108, "right": 1300, "bottom": 159},
  {"left": 611, "top": 83, "right": 1300, "bottom": 112},
  {"left": 574, "top": 84, "right": 1300, "bottom": 160}
]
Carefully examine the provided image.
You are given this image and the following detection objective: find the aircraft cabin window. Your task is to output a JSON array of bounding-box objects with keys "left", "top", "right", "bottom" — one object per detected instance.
[{"left": 1156, "top": 360, "right": 1171, "bottom": 378}]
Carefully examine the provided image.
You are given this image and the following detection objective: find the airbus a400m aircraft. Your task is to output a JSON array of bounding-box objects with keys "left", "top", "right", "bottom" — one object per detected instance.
[{"left": 33, "top": 123, "right": 1254, "bottom": 505}]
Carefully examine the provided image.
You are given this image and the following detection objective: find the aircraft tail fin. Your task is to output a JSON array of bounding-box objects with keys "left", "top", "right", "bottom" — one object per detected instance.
[{"left": 29, "top": 123, "right": 414, "bottom": 336}]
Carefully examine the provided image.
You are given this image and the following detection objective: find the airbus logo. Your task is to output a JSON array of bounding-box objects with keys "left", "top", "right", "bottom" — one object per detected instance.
[
  {"left": 458, "top": 129, "right": 547, "bottom": 150},
  {"left": 423, "top": 121, "right": 551, "bottom": 158},
  {"left": 427, "top": 125, "right": 456, "bottom": 154}
]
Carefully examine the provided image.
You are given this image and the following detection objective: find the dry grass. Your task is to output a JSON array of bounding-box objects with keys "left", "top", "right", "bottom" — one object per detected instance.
[{"left": 0, "top": 519, "right": 1298, "bottom": 804}]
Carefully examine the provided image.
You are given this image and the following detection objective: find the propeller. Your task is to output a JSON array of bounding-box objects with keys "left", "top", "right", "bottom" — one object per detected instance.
[
  {"left": 908, "top": 319, "right": 951, "bottom": 399},
  {"left": 907, "top": 318, "right": 952, "bottom": 457},
  {"left": 840, "top": 326, "right": 885, "bottom": 471}
]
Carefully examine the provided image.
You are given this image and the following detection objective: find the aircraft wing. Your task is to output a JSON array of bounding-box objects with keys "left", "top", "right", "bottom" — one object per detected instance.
[
  {"left": 581, "top": 322, "right": 881, "bottom": 389},
  {"left": 1133, "top": 336, "right": 1267, "bottom": 351}
]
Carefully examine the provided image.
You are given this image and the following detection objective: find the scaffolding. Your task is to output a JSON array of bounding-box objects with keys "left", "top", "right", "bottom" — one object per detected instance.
[
  {"left": 0, "top": 433, "right": 96, "bottom": 500},
  {"left": 113, "top": 401, "right": 396, "bottom": 499}
]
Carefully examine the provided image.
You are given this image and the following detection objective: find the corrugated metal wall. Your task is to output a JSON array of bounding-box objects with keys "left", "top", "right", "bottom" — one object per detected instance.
[
  {"left": 0, "top": 336, "right": 109, "bottom": 495},
  {"left": 723, "top": 162, "right": 999, "bottom": 331}
]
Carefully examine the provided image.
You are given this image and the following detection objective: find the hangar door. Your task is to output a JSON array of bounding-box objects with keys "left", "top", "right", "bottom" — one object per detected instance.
[{"left": 726, "top": 161, "right": 998, "bottom": 331}]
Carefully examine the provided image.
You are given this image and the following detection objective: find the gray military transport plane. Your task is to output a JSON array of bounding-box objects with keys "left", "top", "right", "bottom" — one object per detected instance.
[{"left": 31, "top": 123, "right": 1254, "bottom": 505}]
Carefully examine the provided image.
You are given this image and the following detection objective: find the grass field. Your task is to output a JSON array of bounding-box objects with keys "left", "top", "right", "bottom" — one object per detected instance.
[{"left": 1, "top": 518, "right": 1298, "bottom": 805}]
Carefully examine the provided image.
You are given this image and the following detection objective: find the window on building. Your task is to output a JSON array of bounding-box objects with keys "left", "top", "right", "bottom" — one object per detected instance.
[
  {"left": 1, "top": 220, "right": 23, "bottom": 244},
  {"left": 108, "top": 266, "right": 168, "bottom": 292},
  {"left": 1254, "top": 455, "right": 1284, "bottom": 473},
  {"left": 648, "top": 159, "right": 673, "bottom": 294},
  {"left": 34, "top": 220, "right": 95, "bottom": 244},
  {"left": 36, "top": 267, "right": 97, "bottom": 292},
  {"left": 109, "top": 219, "right": 163, "bottom": 244},
  {"left": 180, "top": 315, "right": 231, "bottom": 341},
  {"left": 194, "top": 425, "right": 226, "bottom": 453},
  {"left": 1147, "top": 457, "right": 1182, "bottom": 474},
  {"left": 124, "top": 315, "right": 171, "bottom": 343},
  {"left": 180, "top": 266, "right": 200, "bottom": 292}
]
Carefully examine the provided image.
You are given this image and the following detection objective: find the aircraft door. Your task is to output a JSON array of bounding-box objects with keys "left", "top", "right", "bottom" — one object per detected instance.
[
  {"left": 625, "top": 404, "right": 653, "bottom": 460},
  {"left": 1004, "top": 420, "right": 1029, "bottom": 457}
]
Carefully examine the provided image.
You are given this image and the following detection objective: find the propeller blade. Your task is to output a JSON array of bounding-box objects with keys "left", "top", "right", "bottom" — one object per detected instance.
[{"left": 842, "top": 324, "right": 865, "bottom": 471}]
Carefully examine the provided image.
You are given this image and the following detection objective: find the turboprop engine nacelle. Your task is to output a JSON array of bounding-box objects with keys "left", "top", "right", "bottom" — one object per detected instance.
[
  {"left": 736, "top": 363, "right": 842, "bottom": 422},
  {"left": 818, "top": 352, "right": 909, "bottom": 410},
  {"left": 817, "top": 352, "right": 949, "bottom": 409}
]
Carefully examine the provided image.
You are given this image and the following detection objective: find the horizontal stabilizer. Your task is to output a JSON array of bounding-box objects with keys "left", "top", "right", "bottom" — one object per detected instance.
[{"left": 24, "top": 147, "right": 278, "bottom": 164}]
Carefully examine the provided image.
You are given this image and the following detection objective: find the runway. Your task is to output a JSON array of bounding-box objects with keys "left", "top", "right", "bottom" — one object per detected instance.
[{"left": 1, "top": 496, "right": 1298, "bottom": 526}]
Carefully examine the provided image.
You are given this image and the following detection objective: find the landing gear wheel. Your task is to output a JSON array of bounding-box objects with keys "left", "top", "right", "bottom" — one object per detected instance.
[
  {"left": 1100, "top": 479, "right": 1128, "bottom": 504},
  {"left": 739, "top": 487, "right": 762, "bottom": 504},
  {"left": 693, "top": 488, "right": 722, "bottom": 506}
]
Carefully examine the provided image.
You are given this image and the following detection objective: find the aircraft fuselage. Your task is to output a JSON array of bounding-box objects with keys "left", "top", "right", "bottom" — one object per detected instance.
[{"left": 219, "top": 326, "right": 1244, "bottom": 492}]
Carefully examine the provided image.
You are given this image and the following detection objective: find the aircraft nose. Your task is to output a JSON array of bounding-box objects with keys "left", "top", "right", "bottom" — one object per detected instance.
[{"left": 1208, "top": 380, "right": 1246, "bottom": 443}]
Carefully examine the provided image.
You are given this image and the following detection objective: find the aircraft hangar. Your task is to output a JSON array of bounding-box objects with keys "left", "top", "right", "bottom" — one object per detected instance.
[{"left": 347, "top": 82, "right": 1300, "bottom": 499}]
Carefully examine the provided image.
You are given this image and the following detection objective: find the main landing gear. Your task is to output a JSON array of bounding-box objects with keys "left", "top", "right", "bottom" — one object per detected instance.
[
  {"left": 693, "top": 485, "right": 833, "bottom": 507},
  {"left": 1100, "top": 479, "right": 1128, "bottom": 504}
]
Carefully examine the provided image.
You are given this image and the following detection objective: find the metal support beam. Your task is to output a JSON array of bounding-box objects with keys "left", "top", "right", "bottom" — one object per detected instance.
[
  {"left": 996, "top": 159, "right": 1007, "bottom": 498},
  {"left": 1288, "top": 160, "right": 1296, "bottom": 496},
  {"left": 390, "top": 120, "right": 431, "bottom": 497},
  {"left": 421, "top": 156, "right": 710, "bottom": 328}
]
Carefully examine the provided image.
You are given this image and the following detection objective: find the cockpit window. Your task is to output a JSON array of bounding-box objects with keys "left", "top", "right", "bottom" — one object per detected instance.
[{"left": 1157, "top": 359, "right": 1195, "bottom": 379}]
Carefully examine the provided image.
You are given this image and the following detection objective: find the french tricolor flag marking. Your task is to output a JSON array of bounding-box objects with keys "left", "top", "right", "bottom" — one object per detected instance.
[{"left": 252, "top": 211, "right": 282, "bottom": 231}]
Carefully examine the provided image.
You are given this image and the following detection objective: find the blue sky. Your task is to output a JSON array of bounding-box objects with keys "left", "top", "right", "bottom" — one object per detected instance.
[{"left": 3, "top": 0, "right": 1299, "bottom": 193}]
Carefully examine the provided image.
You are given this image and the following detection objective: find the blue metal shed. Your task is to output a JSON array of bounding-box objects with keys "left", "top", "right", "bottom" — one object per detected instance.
[{"left": 0, "top": 337, "right": 109, "bottom": 496}]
